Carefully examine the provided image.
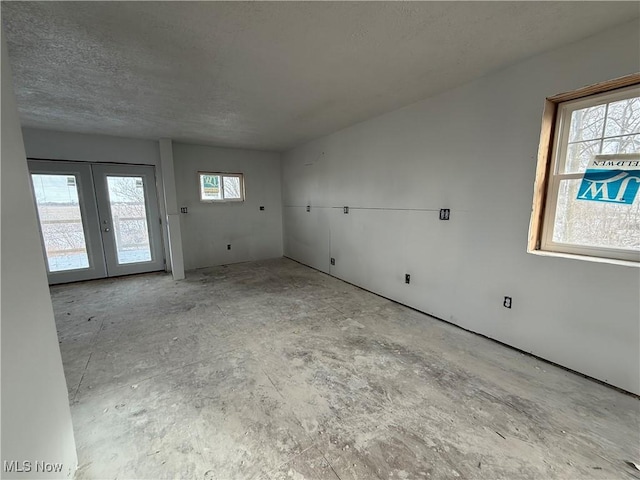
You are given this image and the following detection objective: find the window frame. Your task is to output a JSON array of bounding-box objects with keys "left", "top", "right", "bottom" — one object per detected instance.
[
  {"left": 529, "top": 73, "right": 640, "bottom": 264},
  {"left": 197, "top": 171, "right": 245, "bottom": 203}
]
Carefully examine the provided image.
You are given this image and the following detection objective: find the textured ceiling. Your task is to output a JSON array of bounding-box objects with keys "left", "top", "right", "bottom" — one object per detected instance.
[{"left": 3, "top": 2, "right": 639, "bottom": 152}]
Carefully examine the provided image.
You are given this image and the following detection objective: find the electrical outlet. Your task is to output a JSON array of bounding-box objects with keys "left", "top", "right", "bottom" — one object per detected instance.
[
  {"left": 405, "top": 274, "right": 411, "bottom": 284},
  {"left": 330, "top": 258, "right": 335, "bottom": 266},
  {"left": 439, "top": 208, "right": 450, "bottom": 220},
  {"left": 306, "top": 205, "right": 311, "bottom": 212},
  {"left": 227, "top": 244, "right": 231, "bottom": 250},
  {"left": 503, "top": 296, "right": 512, "bottom": 309},
  {"left": 259, "top": 206, "right": 265, "bottom": 211},
  {"left": 180, "top": 207, "right": 188, "bottom": 214},
  {"left": 343, "top": 206, "right": 349, "bottom": 214}
]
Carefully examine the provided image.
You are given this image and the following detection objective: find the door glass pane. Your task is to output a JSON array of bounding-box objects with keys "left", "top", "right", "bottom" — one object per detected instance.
[
  {"left": 31, "top": 174, "right": 90, "bottom": 272},
  {"left": 106, "top": 176, "right": 152, "bottom": 264}
]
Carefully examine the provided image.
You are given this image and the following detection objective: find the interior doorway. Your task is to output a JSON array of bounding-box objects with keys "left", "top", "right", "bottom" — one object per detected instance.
[{"left": 28, "top": 160, "right": 165, "bottom": 284}]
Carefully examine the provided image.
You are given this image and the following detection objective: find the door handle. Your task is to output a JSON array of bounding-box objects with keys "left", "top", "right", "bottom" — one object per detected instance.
[{"left": 104, "top": 227, "right": 110, "bottom": 232}]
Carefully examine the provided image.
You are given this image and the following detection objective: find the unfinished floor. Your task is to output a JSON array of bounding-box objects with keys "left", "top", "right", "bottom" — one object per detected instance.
[{"left": 51, "top": 258, "right": 639, "bottom": 480}]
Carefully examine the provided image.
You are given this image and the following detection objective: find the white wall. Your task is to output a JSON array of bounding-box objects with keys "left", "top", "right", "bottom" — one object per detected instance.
[
  {"left": 282, "top": 21, "right": 640, "bottom": 394},
  {"left": 1, "top": 32, "right": 77, "bottom": 478},
  {"left": 173, "top": 143, "right": 283, "bottom": 270},
  {"left": 22, "top": 128, "right": 160, "bottom": 165}
]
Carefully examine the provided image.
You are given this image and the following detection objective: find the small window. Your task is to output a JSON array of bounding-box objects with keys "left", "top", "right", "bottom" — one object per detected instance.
[
  {"left": 530, "top": 76, "right": 640, "bottom": 263},
  {"left": 198, "top": 172, "right": 244, "bottom": 202}
]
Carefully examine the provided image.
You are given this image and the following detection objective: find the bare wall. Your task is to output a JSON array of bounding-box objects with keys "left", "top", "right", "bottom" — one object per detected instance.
[
  {"left": 173, "top": 143, "right": 283, "bottom": 270},
  {"left": 281, "top": 21, "right": 640, "bottom": 394},
  {"left": 1, "top": 32, "right": 77, "bottom": 478},
  {"left": 21, "top": 128, "right": 160, "bottom": 166}
]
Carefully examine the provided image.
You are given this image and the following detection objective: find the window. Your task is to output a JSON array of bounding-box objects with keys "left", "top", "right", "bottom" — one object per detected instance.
[
  {"left": 530, "top": 75, "right": 640, "bottom": 263},
  {"left": 198, "top": 172, "right": 244, "bottom": 202}
]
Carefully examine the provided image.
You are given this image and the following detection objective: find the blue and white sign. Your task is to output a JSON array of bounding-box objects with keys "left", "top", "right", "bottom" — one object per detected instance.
[{"left": 577, "top": 154, "right": 640, "bottom": 205}]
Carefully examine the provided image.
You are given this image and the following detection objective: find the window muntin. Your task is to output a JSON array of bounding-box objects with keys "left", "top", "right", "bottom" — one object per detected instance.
[
  {"left": 541, "top": 85, "right": 640, "bottom": 262},
  {"left": 198, "top": 172, "right": 244, "bottom": 202}
]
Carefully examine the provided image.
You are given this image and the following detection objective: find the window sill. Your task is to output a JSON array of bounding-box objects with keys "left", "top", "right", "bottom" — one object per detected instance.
[{"left": 528, "top": 249, "right": 639, "bottom": 267}]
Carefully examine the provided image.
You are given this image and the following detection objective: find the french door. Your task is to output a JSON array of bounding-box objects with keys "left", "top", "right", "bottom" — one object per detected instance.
[{"left": 28, "top": 160, "right": 165, "bottom": 284}]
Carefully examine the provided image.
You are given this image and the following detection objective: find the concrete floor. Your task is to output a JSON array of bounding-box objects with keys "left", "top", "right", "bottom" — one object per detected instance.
[{"left": 51, "top": 258, "right": 639, "bottom": 480}]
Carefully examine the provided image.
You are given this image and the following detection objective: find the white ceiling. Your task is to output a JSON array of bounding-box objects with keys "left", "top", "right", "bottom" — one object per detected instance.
[{"left": 3, "top": 2, "right": 639, "bottom": 152}]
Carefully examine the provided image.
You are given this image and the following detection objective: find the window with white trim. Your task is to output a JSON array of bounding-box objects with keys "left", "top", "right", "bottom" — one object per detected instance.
[
  {"left": 198, "top": 172, "right": 244, "bottom": 202},
  {"left": 531, "top": 80, "right": 640, "bottom": 263}
]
